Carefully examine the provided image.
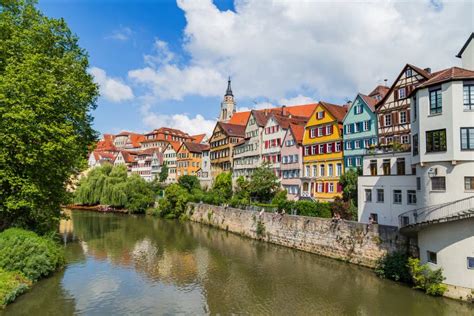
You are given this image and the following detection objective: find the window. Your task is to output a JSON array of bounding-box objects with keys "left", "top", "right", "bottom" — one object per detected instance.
[
  {"left": 386, "top": 136, "right": 393, "bottom": 144},
  {"left": 384, "top": 114, "right": 392, "bottom": 126},
  {"left": 346, "top": 141, "right": 352, "bottom": 150},
  {"left": 427, "top": 251, "right": 437, "bottom": 264},
  {"left": 370, "top": 213, "right": 378, "bottom": 223},
  {"left": 464, "top": 84, "right": 474, "bottom": 110},
  {"left": 468, "top": 257, "right": 474, "bottom": 269},
  {"left": 312, "top": 165, "right": 317, "bottom": 178},
  {"left": 400, "top": 111, "right": 407, "bottom": 124},
  {"left": 408, "top": 190, "right": 417, "bottom": 205},
  {"left": 383, "top": 159, "right": 391, "bottom": 175},
  {"left": 310, "top": 128, "right": 316, "bottom": 138},
  {"left": 426, "top": 129, "right": 446, "bottom": 152},
  {"left": 327, "top": 143, "right": 333, "bottom": 153},
  {"left": 401, "top": 135, "right": 410, "bottom": 144},
  {"left": 317, "top": 183, "right": 323, "bottom": 193},
  {"left": 405, "top": 68, "right": 412, "bottom": 77},
  {"left": 417, "top": 177, "right": 421, "bottom": 190},
  {"left": 320, "top": 164, "right": 325, "bottom": 177},
  {"left": 347, "top": 158, "right": 353, "bottom": 167},
  {"left": 465, "top": 177, "right": 474, "bottom": 190},
  {"left": 365, "top": 189, "right": 372, "bottom": 202},
  {"left": 370, "top": 160, "right": 377, "bottom": 176},
  {"left": 335, "top": 142, "right": 341, "bottom": 152},
  {"left": 363, "top": 120, "right": 369, "bottom": 131},
  {"left": 429, "top": 88, "right": 442, "bottom": 114},
  {"left": 396, "top": 158, "right": 405, "bottom": 175},
  {"left": 461, "top": 128, "right": 474, "bottom": 150},
  {"left": 431, "top": 177, "right": 446, "bottom": 191},
  {"left": 326, "top": 125, "right": 332, "bottom": 135},
  {"left": 398, "top": 87, "right": 406, "bottom": 99},
  {"left": 328, "top": 164, "right": 333, "bottom": 176},
  {"left": 305, "top": 165, "right": 310, "bottom": 177},
  {"left": 377, "top": 189, "right": 384, "bottom": 203},
  {"left": 336, "top": 163, "right": 342, "bottom": 176},
  {"left": 328, "top": 183, "right": 334, "bottom": 192},
  {"left": 413, "top": 134, "right": 419, "bottom": 156},
  {"left": 354, "top": 104, "right": 363, "bottom": 114},
  {"left": 354, "top": 140, "right": 360, "bottom": 149},
  {"left": 393, "top": 190, "right": 402, "bottom": 204},
  {"left": 355, "top": 157, "right": 362, "bottom": 167},
  {"left": 317, "top": 111, "right": 325, "bottom": 119},
  {"left": 354, "top": 123, "right": 359, "bottom": 133},
  {"left": 364, "top": 139, "right": 370, "bottom": 148}
]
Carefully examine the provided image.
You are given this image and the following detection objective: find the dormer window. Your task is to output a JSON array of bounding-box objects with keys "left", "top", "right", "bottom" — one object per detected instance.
[{"left": 317, "top": 111, "right": 325, "bottom": 119}]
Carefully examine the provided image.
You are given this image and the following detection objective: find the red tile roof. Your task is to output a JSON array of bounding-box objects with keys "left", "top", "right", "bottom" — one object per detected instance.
[
  {"left": 164, "top": 141, "right": 181, "bottom": 152},
  {"left": 272, "top": 113, "right": 308, "bottom": 129},
  {"left": 229, "top": 103, "right": 317, "bottom": 126},
  {"left": 319, "top": 101, "right": 348, "bottom": 123},
  {"left": 289, "top": 123, "right": 305, "bottom": 145},
  {"left": 368, "top": 85, "right": 389, "bottom": 99},
  {"left": 183, "top": 142, "right": 209, "bottom": 153},
  {"left": 218, "top": 122, "right": 246, "bottom": 137},
  {"left": 360, "top": 94, "right": 378, "bottom": 112},
  {"left": 228, "top": 111, "right": 251, "bottom": 125},
  {"left": 191, "top": 134, "right": 206, "bottom": 143},
  {"left": 120, "top": 151, "right": 137, "bottom": 163},
  {"left": 412, "top": 67, "right": 474, "bottom": 91}
]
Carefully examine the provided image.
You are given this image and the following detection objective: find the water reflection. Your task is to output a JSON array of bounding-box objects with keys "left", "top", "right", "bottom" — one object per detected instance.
[{"left": 1, "top": 211, "right": 472, "bottom": 315}]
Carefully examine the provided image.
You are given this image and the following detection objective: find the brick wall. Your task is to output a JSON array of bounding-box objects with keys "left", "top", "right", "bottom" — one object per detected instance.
[{"left": 187, "top": 203, "right": 408, "bottom": 268}]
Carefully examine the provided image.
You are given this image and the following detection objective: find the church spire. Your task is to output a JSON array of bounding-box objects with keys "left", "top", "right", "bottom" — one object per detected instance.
[{"left": 225, "top": 76, "right": 233, "bottom": 96}]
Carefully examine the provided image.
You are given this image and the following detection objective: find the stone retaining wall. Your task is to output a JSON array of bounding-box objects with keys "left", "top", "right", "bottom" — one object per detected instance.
[{"left": 187, "top": 203, "right": 409, "bottom": 268}]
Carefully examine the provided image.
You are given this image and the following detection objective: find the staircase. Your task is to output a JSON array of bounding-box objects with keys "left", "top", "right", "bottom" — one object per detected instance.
[{"left": 399, "top": 196, "right": 474, "bottom": 229}]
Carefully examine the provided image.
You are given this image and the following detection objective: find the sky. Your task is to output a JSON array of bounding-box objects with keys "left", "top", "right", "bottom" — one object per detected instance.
[{"left": 39, "top": 0, "right": 473, "bottom": 136}]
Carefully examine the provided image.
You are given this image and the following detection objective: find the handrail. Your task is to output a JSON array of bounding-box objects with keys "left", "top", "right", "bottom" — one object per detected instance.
[{"left": 398, "top": 196, "right": 474, "bottom": 228}]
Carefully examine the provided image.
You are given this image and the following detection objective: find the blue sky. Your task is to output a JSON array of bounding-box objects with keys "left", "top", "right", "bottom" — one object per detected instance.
[{"left": 39, "top": 0, "right": 472, "bottom": 136}]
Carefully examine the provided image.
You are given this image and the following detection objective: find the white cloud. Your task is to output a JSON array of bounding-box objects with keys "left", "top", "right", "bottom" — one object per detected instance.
[
  {"left": 173, "top": 0, "right": 471, "bottom": 100},
  {"left": 141, "top": 104, "right": 216, "bottom": 135},
  {"left": 90, "top": 67, "right": 134, "bottom": 103},
  {"left": 279, "top": 95, "right": 314, "bottom": 106},
  {"left": 107, "top": 26, "right": 133, "bottom": 41}
]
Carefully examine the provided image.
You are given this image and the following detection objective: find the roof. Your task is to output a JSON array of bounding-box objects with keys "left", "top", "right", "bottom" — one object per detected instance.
[
  {"left": 271, "top": 113, "right": 308, "bottom": 129},
  {"left": 411, "top": 67, "right": 474, "bottom": 93},
  {"left": 228, "top": 111, "right": 251, "bottom": 125},
  {"left": 288, "top": 123, "right": 305, "bottom": 145},
  {"left": 164, "top": 141, "right": 181, "bottom": 152},
  {"left": 96, "top": 135, "right": 116, "bottom": 151},
  {"left": 318, "top": 101, "right": 348, "bottom": 123},
  {"left": 115, "top": 131, "right": 135, "bottom": 137},
  {"left": 120, "top": 151, "right": 137, "bottom": 163},
  {"left": 271, "top": 103, "right": 317, "bottom": 118},
  {"left": 191, "top": 134, "right": 206, "bottom": 143},
  {"left": 128, "top": 134, "right": 145, "bottom": 148},
  {"left": 183, "top": 142, "right": 210, "bottom": 153},
  {"left": 360, "top": 94, "right": 378, "bottom": 112},
  {"left": 456, "top": 32, "right": 474, "bottom": 58},
  {"left": 145, "top": 127, "right": 192, "bottom": 139},
  {"left": 218, "top": 122, "right": 246, "bottom": 137},
  {"left": 368, "top": 85, "right": 389, "bottom": 99}
]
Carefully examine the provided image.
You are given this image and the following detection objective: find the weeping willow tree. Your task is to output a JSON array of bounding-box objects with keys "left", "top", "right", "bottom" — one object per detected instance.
[{"left": 74, "top": 164, "right": 154, "bottom": 213}]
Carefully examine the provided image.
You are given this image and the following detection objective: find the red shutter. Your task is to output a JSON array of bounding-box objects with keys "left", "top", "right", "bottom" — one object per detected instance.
[
  {"left": 337, "top": 183, "right": 342, "bottom": 193},
  {"left": 393, "top": 112, "right": 398, "bottom": 125},
  {"left": 330, "top": 125, "right": 333, "bottom": 135},
  {"left": 407, "top": 110, "right": 411, "bottom": 122},
  {"left": 315, "top": 145, "right": 319, "bottom": 155},
  {"left": 379, "top": 115, "right": 384, "bottom": 127},
  {"left": 325, "top": 183, "right": 329, "bottom": 193},
  {"left": 322, "top": 112, "right": 325, "bottom": 118}
]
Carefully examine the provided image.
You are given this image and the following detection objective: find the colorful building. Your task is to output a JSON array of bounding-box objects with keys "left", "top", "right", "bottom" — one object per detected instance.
[
  {"left": 280, "top": 123, "right": 305, "bottom": 200},
  {"left": 176, "top": 142, "right": 208, "bottom": 178},
  {"left": 342, "top": 93, "right": 379, "bottom": 171},
  {"left": 302, "top": 102, "right": 347, "bottom": 201},
  {"left": 163, "top": 141, "right": 180, "bottom": 184}
]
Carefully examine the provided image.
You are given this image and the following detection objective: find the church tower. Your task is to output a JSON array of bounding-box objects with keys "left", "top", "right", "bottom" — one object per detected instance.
[{"left": 219, "top": 77, "right": 236, "bottom": 122}]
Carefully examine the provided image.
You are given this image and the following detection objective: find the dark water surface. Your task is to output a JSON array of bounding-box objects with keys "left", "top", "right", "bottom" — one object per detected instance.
[{"left": 2, "top": 210, "right": 472, "bottom": 315}]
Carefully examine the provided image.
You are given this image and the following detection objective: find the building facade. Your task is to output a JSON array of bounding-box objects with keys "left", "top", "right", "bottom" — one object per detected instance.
[
  {"left": 197, "top": 146, "right": 212, "bottom": 188},
  {"left": 176, "top": 142, "right": 208, "bottom": 178},
  {"left": 163, "top": 142, "right": 180, "bottom": 184},
  {"left": 280, "top": 123, "right": 304, "bottom": 200},
  {"left": 302, "top": 102, "right": 347, "bottom": 201},
  {"left": 342, "top": 94, "right": 378, "bottom": 171}
]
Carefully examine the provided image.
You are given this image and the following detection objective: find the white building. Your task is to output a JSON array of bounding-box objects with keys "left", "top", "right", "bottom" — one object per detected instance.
[
  {"left": 163, "top": 142, "right": 179, "bottom": 184},
  {"left": 197, "top": 146, "right": 212, "bottom": 189},
  {"left": 358, "top": 150, "right": 416, "bottom": 226}
]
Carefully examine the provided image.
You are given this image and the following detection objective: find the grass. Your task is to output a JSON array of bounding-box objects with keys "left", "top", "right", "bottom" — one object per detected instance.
[{"left": 0, "top": 268, "right": 31, "bottom": 309}]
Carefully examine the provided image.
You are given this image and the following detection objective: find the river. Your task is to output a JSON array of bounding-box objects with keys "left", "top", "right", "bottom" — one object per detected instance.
[{"left": 1, "top": 210, "right": 472, "bottom": 315}]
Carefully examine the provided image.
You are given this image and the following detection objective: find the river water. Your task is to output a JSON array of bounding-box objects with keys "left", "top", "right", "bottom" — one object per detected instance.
[{"left": 1, "top": 210, "right": 472, "bottom": 315}]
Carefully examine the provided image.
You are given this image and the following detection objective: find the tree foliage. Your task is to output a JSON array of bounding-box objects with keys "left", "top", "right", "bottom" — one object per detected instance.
[
  {"left": 157, "top": 184, "right": 190, "bottom": 219},
  {"left": 0, "top": 0, "right": 99, "bottom": 233},
  {"left": 339, "top": 169, "right": 360, "bottom": 206},
  {"left": 212, "top": 172, "right": 233, "bottom": 201},
  {"left": 248, "top": 165, "right": 279, "bottom": 203},
  {"left": 159, "top": 164, "right": 168, "bottom": 183},
  {"left": 178, "top": 175, "right": 200, "bottom": 193},
  {"left": 74, "top": 165, "right": 154, "bottom": 213}
]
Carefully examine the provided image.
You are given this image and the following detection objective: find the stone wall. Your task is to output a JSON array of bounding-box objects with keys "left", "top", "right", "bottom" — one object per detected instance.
[{"left": 187, "top": 203, "right": 409, "bottom": 268}]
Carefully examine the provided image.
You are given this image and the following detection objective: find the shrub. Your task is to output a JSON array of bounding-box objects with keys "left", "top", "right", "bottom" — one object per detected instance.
[
  {"left": 293, "top": 200, "right": 331, "bottom": 218},
  {"left": 0, "top": 268, "right": 31, "bottom": 309},
  {"left": 0, "top": 228, "right": 65, "bottom": 282},
  {"left": 375, "top": 251, "right": 411, "bottom": 283},
  {"left": 407, "top": 258, "right": 447, "bottom": 296},
  {"left": 157, "top": 184, "right": 190, "bottom": 219},
  {"left": 178, "top": 175, "right": 201, "bottom": 193}
]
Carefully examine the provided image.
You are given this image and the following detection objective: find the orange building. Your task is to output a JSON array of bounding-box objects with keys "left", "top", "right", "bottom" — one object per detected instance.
[{"left": 176, "top": 142, "right": 209, "bottom": 178}]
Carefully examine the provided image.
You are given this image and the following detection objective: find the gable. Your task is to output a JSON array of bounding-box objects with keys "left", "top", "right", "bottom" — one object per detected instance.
[
  {"left": 307, "top": 103, "right": 337, "bottom": 127},
  {"left": 343, "top": 95, "right": 376, "bottom": 124}
]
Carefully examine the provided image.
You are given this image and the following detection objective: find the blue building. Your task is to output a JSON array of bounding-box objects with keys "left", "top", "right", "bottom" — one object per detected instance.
[{"left": 342, "top": 93, "right": 379, "bottom": 171}]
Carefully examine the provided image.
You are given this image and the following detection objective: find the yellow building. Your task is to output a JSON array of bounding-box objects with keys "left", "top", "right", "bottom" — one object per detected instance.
[
  {"left": 302, "top": 102, "right": 347, "bottom": 201},
  {"left": 176, "top": 142, "right": 209, "bottom": 178}
]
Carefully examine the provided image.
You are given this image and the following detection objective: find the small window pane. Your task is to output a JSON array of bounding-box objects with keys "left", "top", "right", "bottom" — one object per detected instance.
[{"left": 427, "top": 251, "right": 437, "bottom": 264}]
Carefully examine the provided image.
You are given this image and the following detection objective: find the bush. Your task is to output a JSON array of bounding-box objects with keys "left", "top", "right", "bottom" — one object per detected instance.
[
  {"left": 157, "top": 184, "right": 190, "bottom": 219},
  {"left": 0, "top": 228, "right": 65, "bottom": 282},
  {"left": 293, "top": 200, "right": 331, "bottom": 218},
  {"left": 375, "top": 251, "right": 411, "bottom": 283},
  {"left": 407, "top": 258, "right": 447, "bottom": 296},
  {"left": 0, "top": 268, "right": 31, "bottom": 309},
  {"left": 178, "top": 175, "right": 201, "bottom": 193}
]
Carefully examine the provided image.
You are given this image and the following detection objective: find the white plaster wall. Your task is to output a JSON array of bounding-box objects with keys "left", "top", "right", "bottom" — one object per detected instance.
[
  {"left": 358, "top": 175, "right": 416, "bottom": 226},
  {"left": 461, "top": 40, "right": 474, "bottom": 71},
  {"left": 418, "top": 218, "right": 474, "bottom": 289}
]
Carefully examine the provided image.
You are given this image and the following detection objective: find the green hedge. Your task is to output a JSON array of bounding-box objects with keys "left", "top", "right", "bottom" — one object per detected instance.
[
  {"left": 0, "top": 268, "right": 31, "bottom": 309},
  {"left": 0, "top": 228, "right": 65, "bottom": 282}
]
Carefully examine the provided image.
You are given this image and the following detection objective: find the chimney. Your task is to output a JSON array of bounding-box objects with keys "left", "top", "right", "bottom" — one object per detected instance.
[
  {"left": 281, "top": 105, "right": 287, "bottom": 116},
  {"left": 384, "top": 79, "right": 388, "bottom": 87},
  {"left": 424, "top": 67, "right": 431, "bottom": 74}
]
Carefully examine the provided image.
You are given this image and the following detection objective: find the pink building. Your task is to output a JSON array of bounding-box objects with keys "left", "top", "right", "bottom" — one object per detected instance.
[{"left": 280, "top": 123, "right": 305, "bottom": 200}]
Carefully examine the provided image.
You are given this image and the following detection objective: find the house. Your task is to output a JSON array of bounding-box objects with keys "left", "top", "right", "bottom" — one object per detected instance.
[
  {"left": 375, "top": 64, "right": 432, "bottom": 148},
  {"left": 141, "top": 127, "right": 194, "bottom": 150},
  {"left": 357, "top": 151, "right": 416, "bottom": 226},
  {"left": 113, "top": 131, "right": 144, "bottom": 151},
  {"left": 342, "top": 93, "right": 379, "bottom": 171},
  {"left": 209, "top": 122, "right": 246, "bottom": 178},
  {"left": 197, "top": 145, "right": 212, "bottom": 188},
  {"left": 176, "top": 142, "right": 209, "bottom": 178},
  {"left": 88, "top": 151, "right": 117, "bottom": 168},
  {"left": 302, "top": 102, "right": 347, "bottom": 201},
  {"left": 163, "top": 141, "right": 180, "bottom": 184},
  {"left": 113, "top": 150, "right": 136, "bottom": 171},
  {"left": 280, "top": 123, "right": 305, "bottom": 200}
]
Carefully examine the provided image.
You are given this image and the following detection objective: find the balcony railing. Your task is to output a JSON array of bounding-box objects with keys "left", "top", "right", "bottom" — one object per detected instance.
[{"left": 398, "top": 196, "right": 474, "bottom": 228}]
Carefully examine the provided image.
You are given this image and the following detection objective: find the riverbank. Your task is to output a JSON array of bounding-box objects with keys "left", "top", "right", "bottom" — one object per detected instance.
[
  {"left": 186, "top": 203, "right": 409, "bottom": 268},
  {"left": 66, "top": 204, "right": 130, "bottom": 214}
]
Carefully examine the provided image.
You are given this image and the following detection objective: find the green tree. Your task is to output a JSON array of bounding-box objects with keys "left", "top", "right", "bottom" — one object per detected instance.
[
  {"left": 178, "top": 175, "right": 200, "bottom": 193},
  {"left": 248, "top": 165, "right": 279, "bottom": 203},
  {"left": 159, "top": 164, "right": 169, "bottom": 183},
  {"left": 339, "top": 168, "right": 360, "bottom": 206},
  {"left": 0, "top": 0, "right": 99, "bottom": 233},
  {"left": 158, "top": 183, "right": 190, "bottom": 219},
  {"left": 212, "top": 172, "right": 233, "bottom": 201}
]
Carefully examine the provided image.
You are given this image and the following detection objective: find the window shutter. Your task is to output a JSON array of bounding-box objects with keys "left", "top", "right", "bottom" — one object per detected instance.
[
  {"left": 330, "top": 125, "right": 334, "bottom": 134},
  {"left": 368, "top": 120, "right": 371, "bottom": 131},
  {"left": 325, "top": 183, "right": 329, "bottom": 192},
  {"left": 394, "top": 90, "right": 398, "bottom": 101},
  {"left": 322, "top": 111, "right": 325, "bottom": 118},
  {"left": 393, "top": 112, "right": 398, "bottom": 125},
  {"left": 337, "top": 183, "right": 342, "bottom": 192},
  {"left": 379, "top": 115, "right": 384, "bottom": 127},
  {"left": 407, "top": 110, "right": 411, "bottom": 122}
]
